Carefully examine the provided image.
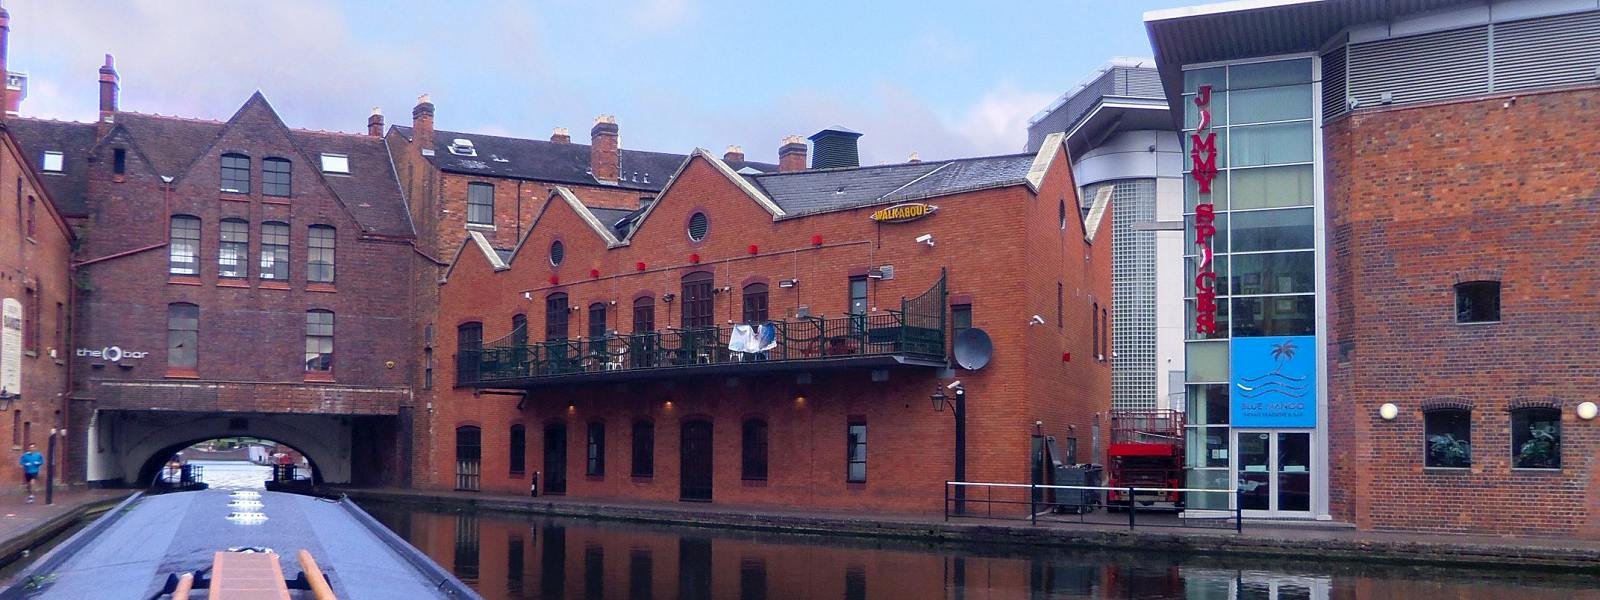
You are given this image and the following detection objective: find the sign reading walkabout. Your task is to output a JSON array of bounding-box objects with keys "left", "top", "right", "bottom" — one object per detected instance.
[
  {"left": 1230, "top": 335, "right": 1316, "bottom": 427},
  {"left": 1, "top": 298, "right": 20, "bottom": 395},
  {"left": 869, "top": 203, "right": 937, "bottom": 224}
]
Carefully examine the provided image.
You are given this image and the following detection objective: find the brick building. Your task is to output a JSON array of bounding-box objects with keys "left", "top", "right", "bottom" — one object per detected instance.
[
  {"left": 1147, "top": 0, "right": 1600, "bottom": 535},
  {"left": 0, "top": 119, "right": 74, "bottom": 493},
  {"left": 2, "top": 8, "right": 420, "bottom": 484},
  {"left": 428, "top": 127, "right": 1111, "bottom": 512}
]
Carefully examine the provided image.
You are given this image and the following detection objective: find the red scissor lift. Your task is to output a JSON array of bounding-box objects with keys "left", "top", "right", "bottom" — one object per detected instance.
[{"left": 1106, "top": 409, "right": 1185, "bottom": 510}]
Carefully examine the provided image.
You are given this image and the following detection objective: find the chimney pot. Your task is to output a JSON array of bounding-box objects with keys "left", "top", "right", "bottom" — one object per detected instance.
[
  {"left": 367, "top": 106, "right": 384, "bottom": 137},
  {"left": 723, "top": 145, "right": 745, "bottom": 163},
  {"left": 778, "top": 135, "right": 808, "bottom": 172},
  {"left": 0, "top": 5, "right": 11, "bottom": 118},
  {"left": 907, "top": 151, "right": 921, "bottom": 163},
  {"left": 590, "top": 115, "right": 620, "bottom": 182},
  {"left": 551, "top": 127, "right": 571, "bottom": 144}
]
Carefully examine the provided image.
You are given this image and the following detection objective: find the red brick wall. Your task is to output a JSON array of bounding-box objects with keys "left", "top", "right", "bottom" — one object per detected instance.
[
  {"left": 421, "top": 148, "right": 1110, "bottom": 512},
  {"left": 1325, "top": 87, "right": 1600, "bottom": 538},
  {"left": 0, "top": 129, "right": 73, "bottom": 489}
]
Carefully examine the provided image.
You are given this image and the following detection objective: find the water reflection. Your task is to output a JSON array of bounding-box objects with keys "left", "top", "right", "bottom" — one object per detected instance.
[{"left": 362, "top": 504, "right": 1600, "bottom": 600}]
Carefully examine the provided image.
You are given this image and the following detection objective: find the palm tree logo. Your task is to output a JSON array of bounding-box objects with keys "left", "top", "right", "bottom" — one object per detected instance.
[{"left": 1269, "top": 340, "right": 1298, "bottom": 374}]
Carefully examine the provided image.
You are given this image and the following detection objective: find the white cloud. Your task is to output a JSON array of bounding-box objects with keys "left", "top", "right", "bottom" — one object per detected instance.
[
  {"left": 629, "top": 0, "right": 696, "bottom": 30},
  {"left": 951, "top": 83, "right": 1056, "bottom": 155}
]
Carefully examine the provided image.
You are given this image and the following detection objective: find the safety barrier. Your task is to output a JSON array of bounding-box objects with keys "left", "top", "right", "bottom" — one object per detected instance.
[{"left": 944, "top": 481, "right": 1244, "bottom": 532}]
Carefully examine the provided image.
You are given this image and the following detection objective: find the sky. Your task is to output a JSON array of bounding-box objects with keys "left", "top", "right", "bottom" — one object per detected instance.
[{"left": 7, "top": 0, "right": 1195, "bottom": 164}]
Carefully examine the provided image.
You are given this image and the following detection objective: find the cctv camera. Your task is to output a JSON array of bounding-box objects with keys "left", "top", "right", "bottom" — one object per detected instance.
[
  {"left": 946, "top": 380, "right": 962, "bottom": 390},
  {"left": 915, "top": 234, "right": 934, "bottom": 246},
  {"left": 1029, "top": 315, "right": 1045, "bottom": 325}
]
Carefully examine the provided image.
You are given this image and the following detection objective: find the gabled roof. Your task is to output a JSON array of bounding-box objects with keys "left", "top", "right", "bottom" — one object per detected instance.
[
  {"left": 0, "top": 124, "right": 75, "bottom": 242},
  {"left": 5, "top": 118, "right": 97, "bottom": 216},
  {"left": 743, "top": 153, "right": 1036, "bottom": 219},
  {"left": 392, "top": 125, "right": 778, "bottom": 191},
  {"left": 5, "top": 96, "right": 413, "bottom": 237}
]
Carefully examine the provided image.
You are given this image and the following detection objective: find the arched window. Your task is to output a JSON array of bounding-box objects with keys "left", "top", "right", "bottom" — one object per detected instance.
[
  {"left": 509, "top": 424, "right": 527, "bottom": 475},
  {"left": 632, "top": 297, "right": 655, "bottom": 333},
  {"left": 219, "top": 218, "right": 249, "bottom": 278},
  {"left": 167, "top": 303, "right": 199, "bottom": 372},
  {"left": 545, "top": 293, "right": 570, "bottom": 341},
  {"left": 742, "top": 283, "right": 768, "bottom": 324},
  {"left": 455, "top": 425, "right": 481, "bottom": 491},
  {"left": 1423, "top": 408, "right": 1471, "bottom": 468},
  {"left": 511, "top": 314, "right": 528, "bottom": 347},
  {"left": 1511, "top": 407, "right": 1561, "bottom": 469},
  {"left": 263, "top": 157, "right": 292, "bottom": 197},
  {"left": 631, "top": 419, "right": 654, "bottom": 477},
  {"left": 457, "top": 322, "right": 483, "bottom": 384},
  {"left": 220, "top": 153, "right": 250, "bottom": 193},
  {"left": 588, "top": 302, "right": 608, "bottom": 355},
  {"left": 741, "top": 418, "right": 768, "bottom": 481},
  {"left": 681, "top": 272, "right": 714, "bottom": 328},
  {"left": 308, "top": 225, "right": 336, "bottom": 283},
  {"left": 260, "top": 222, "right": 290, "bottom": 280},
  {"left": 169, "top": 215, "right": 201, "bottom": 275},
  {"left": 631, "top": 297, "right": 656, "bottom": 368},
  {"left": 305, "top": 310, "right": 334, "bottom": 374}
]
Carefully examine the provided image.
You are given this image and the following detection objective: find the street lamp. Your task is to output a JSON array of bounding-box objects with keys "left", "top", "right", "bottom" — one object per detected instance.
[{"left": 931, "top": 384, "right": 966, "bottom": 514}]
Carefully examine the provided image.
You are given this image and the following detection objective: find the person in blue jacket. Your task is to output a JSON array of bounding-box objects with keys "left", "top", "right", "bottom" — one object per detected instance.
[{"left": 19, "top": 443, "right": 42, "bottom": 503}]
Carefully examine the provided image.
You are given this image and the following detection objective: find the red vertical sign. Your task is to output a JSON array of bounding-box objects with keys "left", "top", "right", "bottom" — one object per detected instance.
[{"left": 1191, "top": 85, "right": 1219, "bottom": 335}]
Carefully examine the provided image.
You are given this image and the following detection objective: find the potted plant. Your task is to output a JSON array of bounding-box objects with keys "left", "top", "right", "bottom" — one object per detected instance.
[
  {"left": 1515, "top": 421, "right": 1560, "bottom": 469},
  {"left": 1428, "top": 433, "right": 1471, "bottom": 468}
]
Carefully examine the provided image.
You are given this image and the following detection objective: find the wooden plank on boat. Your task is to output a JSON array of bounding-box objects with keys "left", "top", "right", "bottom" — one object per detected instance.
[{"left": 208, "top": 551, "right": 291, "bottom": 600}]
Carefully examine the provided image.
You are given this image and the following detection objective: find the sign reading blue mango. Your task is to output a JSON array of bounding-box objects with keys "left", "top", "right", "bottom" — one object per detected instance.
[{"left": 1230, "top": 335, "right": 1317, "bottom": 427}]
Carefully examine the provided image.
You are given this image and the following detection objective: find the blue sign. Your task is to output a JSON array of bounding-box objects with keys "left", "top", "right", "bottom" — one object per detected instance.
[{"left": 1230, "top": 335, "right": 1317, "bottom": 427}]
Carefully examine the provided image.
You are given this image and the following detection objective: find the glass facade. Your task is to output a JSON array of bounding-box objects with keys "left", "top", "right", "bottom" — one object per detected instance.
[{"left": 1182, "top": 57, "right": 1320, "bottom": 514}]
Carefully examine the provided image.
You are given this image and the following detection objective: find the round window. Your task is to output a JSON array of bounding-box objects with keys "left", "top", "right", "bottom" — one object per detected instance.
[
  {"left": 550, "top": 240, "right": 565, "bottom": 266},
  {"left": 687, "top": 212, "right": 709, "bottom": 242}
]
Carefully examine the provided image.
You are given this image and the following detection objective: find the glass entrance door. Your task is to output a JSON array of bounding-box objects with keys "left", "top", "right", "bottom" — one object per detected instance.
[{"left": 1234, "top": 430, "right": 1311, "bottom": 515}]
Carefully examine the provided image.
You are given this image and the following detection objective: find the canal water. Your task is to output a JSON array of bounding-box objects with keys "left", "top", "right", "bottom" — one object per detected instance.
[{"left": 358, "top": 503, "right": 1600, "bottom": 600}]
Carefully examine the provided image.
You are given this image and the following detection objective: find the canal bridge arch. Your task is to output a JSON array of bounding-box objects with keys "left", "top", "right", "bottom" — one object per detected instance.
[{"left": 91, "top": 411, "right": 356, "bottom": 486}]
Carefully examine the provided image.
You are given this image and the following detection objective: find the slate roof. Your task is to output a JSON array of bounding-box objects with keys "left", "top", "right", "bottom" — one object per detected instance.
[
  {"left": 6, "top": 108, "right": 413, "bottom": 237},
  {"left": 5, "top": 119, "right": 97, "bottom": 216},
  {"left": 744, "top": 153, "right": 1036, "bottom": 217},
  {"left": 393, "top": 125, "right": 778, "bottom": 191}
]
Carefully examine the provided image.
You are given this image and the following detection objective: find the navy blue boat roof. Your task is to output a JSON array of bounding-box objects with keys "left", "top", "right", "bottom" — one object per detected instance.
[{"left": 7, "top": 490, "right": 476, "bottom": 600}]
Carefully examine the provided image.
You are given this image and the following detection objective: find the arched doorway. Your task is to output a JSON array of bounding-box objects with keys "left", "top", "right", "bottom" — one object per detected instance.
[
  {"left": 543, "top": 423, "right": 567, "bottom": 495},
  {"left": 680, "top": 419, "right": 713, "bottom": 501}
]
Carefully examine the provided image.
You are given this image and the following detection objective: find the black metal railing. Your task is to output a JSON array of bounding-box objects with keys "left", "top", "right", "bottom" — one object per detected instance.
[
  {"left": 459, "top": 270, "right": 948, "bottom": 386},
  {"left": 944, "top": 481, "right": 1244, "bottom": 532},
  {"left": 461, "top": 312, "right": 944, "bottom": 385}
]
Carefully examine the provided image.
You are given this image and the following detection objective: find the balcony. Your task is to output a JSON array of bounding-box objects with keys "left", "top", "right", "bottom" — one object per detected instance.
[{"left": 458, "top": 272, "right": 949, "bottom": 388}]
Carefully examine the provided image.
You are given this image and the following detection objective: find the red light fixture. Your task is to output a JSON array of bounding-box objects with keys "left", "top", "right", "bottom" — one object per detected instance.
[
  {"left": 811, "top": 234, "right": 823, "bottom": 246},
  {"left": 636, "top": 262, "right": 646, "bottom": 272},
  {"left": 748, "top": 244, "right": 759, "bottom": 255},
  {"left": 1062, "top": 352, "right": 1071, "bottom": 362},
  {"left": 549, "top": 275, "right": 560, "bottom": 285},
  {"left": 689, "top": 253, "right": 701, "bottom": 264},
  {"left": 589, "top": 268, "right": 600, "bottom": 278}
]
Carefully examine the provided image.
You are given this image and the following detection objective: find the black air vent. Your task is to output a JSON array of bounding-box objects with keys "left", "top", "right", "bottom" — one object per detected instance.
[{"left": 809, "top": 127, "right": 862, "bottom": 169}]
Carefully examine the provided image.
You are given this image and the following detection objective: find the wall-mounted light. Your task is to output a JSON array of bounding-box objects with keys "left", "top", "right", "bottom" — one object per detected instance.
[
  {"left": 778, "top": 278, "right": 798, "bottom": 289},
  {"left": 811, "top": 235, "right": 823, "bottom": 246},
  {"left": 1379, "top": 403, "right": 1399, "bottom": 421},
  {"left": 748, "top": 244, "right": 759, "bottom": 255},
  {"left": 662, "top": 293, "right": 676, "bottom": 303},
  {"left": 549, "top": 275, "right": 560, "bottom": 285},
  {"left": 636, "top": 262, "right": 647, "bottom": 272},
  {"left": 689, "top": 253, "right": 701, "bottom": 264},
  {"left": 589, "top": 268, "right": 600, "bottom": 278},
  {"left": 1578, "top": 401, "right": 1598, "bottom": 421}
]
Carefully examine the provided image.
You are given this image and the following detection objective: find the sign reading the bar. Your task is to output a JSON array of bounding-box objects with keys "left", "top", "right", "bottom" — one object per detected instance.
[
  {"left": 869, "top": 203, "right": 938, "bottom": 223},
  {"left": 1231, "top": 335, "right": 1317, "bottom": 427},
  {"left": 1190, "top": 85, "right": 1219, "bottom": 335}
]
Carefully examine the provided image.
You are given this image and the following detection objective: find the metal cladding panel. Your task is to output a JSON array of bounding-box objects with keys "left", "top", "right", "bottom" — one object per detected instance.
[
  {"left": 1493, "top": 11, "right": 1600, "bottom": 92},
  {"left": 811, "top": 135, "right": 861, "bottom": 169},
  {"left": 1348, "top": 26, "right": 1489, "bottom": 107},
  {"left": 1321, "top": 46, "right": 1349, "bottom": 120}
]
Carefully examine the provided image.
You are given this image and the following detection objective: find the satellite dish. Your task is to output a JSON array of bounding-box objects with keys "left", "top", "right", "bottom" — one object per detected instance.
[{"left": 953, "top": 328, "right": 993, "bottom": 371}]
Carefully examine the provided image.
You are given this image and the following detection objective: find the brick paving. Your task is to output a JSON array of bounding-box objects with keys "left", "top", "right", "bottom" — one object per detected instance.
[{"left": 332, "top": 486, "right": 1600, "bottom": 571}]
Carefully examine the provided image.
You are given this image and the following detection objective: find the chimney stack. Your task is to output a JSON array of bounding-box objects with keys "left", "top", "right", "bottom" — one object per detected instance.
[
  {"left": 0, "top": 4, "right": 9, "bottom": 119},
  {"left": 723, "top": 145, "right": 744, "bottom": 163},
  {"left": 590, "top": 115, "right": 619, "bottom": 182},
  {"left": 367, "top": 107, "right": 384, "bottom": 137},
  {"left": 97, "top": 54, "right": 119, "bottom": 120},
  {"left": 907, "top": 151, "right": 921, "bottom": 164},
  {"left": 809, "top": 126, "right": 862, "bottom": 169},
  {"left": 551, "top": 127, "right": 570, "bottom": 144},
  {"left": 412, "top": 93, "right": 435, "bottom": 153},
  {"left": 778, "top": 136, "right": 807, "bottom": 172}
]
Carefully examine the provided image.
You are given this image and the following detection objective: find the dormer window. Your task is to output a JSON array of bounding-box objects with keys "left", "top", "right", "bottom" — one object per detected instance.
[
  {"left": 41, "top": 151, "right": 63, "bottom": 172},
  {"left": 320, "top": 153, "right": 349, "bottom": 174},
  {"left": 220, "top": 153, "right": 250, "bottom": 193},
  {"left": 448, "top": 138, "right": 477, "bottom": 156}
]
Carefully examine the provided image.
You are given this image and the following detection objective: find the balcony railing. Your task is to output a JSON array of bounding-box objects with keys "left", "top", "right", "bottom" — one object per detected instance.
[{"left": 459, "top": 312, "right": 945, "bottom": 386}]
